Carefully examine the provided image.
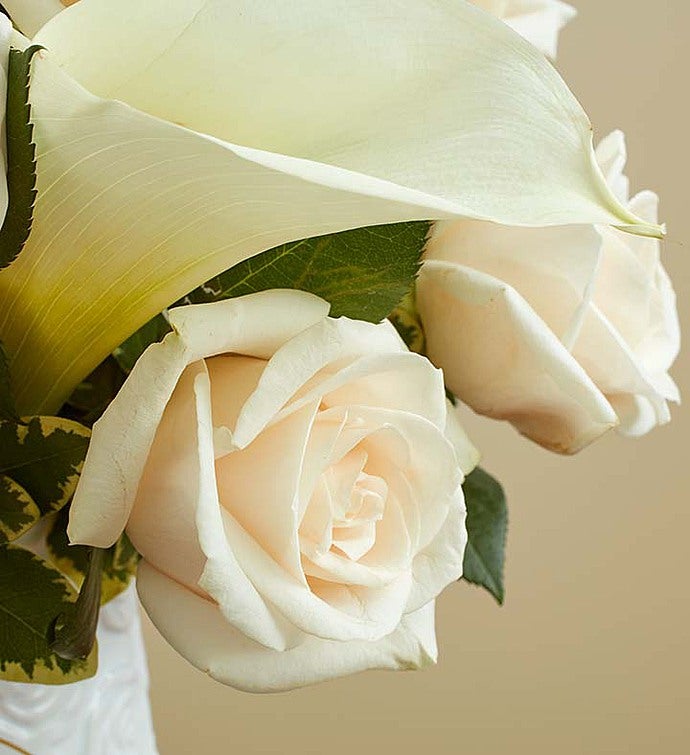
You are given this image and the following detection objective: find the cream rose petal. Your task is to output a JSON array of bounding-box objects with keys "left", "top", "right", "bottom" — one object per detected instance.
[
  {"left": 351, "top": 407, "right": 463, "bottom": 553},
  {"left": 219, "top": 501, "right": 413, "bottom": 643},
  {"left": 444, "top": 406, "right": 481, "bottom": 475},
  {"left": 192, "top": 370, "right": 304, "bottom": 651},
  {"left": 232, "top": 318, "right": 409, "bottom": 447},
  {"left": 417, "top": 261, "right": 619, "bottom": 453},
  {"left": 125, "top": 362, "right": 209, "bottom": 593},
  {"left": 407, "top": 497, "right": 467, "bottom": 612},
  {"left": 595, "top": 192, "right": 680, "bottom": 375},
  {"left": 427, "top": 219, "right": 605, "bottom": 349},
  {"left": 128, "top": 364, "right": 297, "bottom": 651},
  {"left": 137, "top": 558, "right": 438, "bottom": 693},
  {"left": 0, "top": 0, "right": 659, "bottom": 414},
  {"left": 214, "top": 400, "right": 320, "bottom": 585},
  {"left": 268, "top": 351, "right": 449, "bottom": 443},
  {"left": 572, "top": 303, "right": 674, "bottom": 431},
  {"left": 67, "top": 290, "right": 329, "bottom": 547}
]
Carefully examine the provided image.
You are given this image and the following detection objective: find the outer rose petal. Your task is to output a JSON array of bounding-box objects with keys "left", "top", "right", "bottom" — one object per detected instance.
[
  {"left": 407, "top": 496, "right": 467, "bottom": 612},
  {"left": 0, "top": 0, "right": 660, "bottom": 414},
  {"left": 417, "top": 261, "right": 618, "bottom": 453},
  {"left": 125, "top": 362, "right": 208, "bottom": 592},
  {"left": 426, "top": 219, "right": 604, "bottom": 350},
  {"left": 571, "top": 302, "right": 674, "bottom": 432},
  {"left": 68, "top": 291, "right": 329, "bottom": 548},
  {"left": 444, "top": 405, "right": 481, "bottom": 475},
  {"left": 129, "top": 363, "right": 297, "bottom": 651},
  {"left": 138, "top": 559, "right": 438, "bottom": 693}
]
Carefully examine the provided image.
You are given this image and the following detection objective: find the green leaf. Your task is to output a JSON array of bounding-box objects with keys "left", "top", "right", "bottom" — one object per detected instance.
[
  {"left": 116, "top": 222, "right": 428, "bottom": 368},
  {"left": 0, "top": 46, "right": 43, "bottom": 269},
  {"left": 0, "top": 545, "right": 97, "bottom": 684},
  {"left": 50, "top": 548, "right": 104, "bottom": 661},
  {"left": 0, "top": 340, "right": 19, "bottom": 423},
  {"left": 462, "top": 467, "right": 508, "bottom": 604},
  {"left": 47, "top": 506, "right": 140, "bottom": 605},
  {"left": 64, "top": 356, "right": 127, "bottom": 427},
  {"left": 0, "top": 417, "right": 91, "bottom": 520},
  {"left": 182, "top": 222, "right": 430, "bottom": 323},
  {"left": 0, "top": 475, "right": 40, "bottom": 544},
  {"left": 112, "top": 314, "right": 171, "bottom": 374}
]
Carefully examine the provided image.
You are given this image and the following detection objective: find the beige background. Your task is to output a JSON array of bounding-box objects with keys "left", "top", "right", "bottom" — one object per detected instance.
[{"left": 142, "top": 2, "right": 690, "bottom": 753}]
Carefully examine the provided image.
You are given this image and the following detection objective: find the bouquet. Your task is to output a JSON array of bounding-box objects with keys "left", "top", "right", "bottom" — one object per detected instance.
[{"left": 0, "top": 0, "right": 679, "bottom": 706}]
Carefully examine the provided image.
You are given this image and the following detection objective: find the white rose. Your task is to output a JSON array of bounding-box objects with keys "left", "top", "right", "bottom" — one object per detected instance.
[
  {"left": 68, "top": 290, "right": 477, "bottom": 692},
  {"left": 0, "top": 0, "right": 656, "bottom": 417},
  {"left": 417, "top": 131, "right": 680, "bottom": 454},
  {"left": 472, "top": 0, "right": 576, "bottom": 58}
]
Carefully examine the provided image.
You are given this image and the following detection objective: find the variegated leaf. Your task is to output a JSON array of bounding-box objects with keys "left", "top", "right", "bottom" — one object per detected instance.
[
  {"left": 0, "top": 474, "right": 40, "bottom": 544},
  {"left": 0, "top": 416, "right": 90, "bottom": 520},
  {"left": 0, "top": 545, "right": 97, "bottom": 684}
]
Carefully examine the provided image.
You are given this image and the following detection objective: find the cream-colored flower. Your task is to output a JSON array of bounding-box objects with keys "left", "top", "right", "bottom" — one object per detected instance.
[
  {"left": 473, "top": 0, "right": 576, "bottom": 58},
  {"left": 0, "top": 0, "right": 658, "bottom": 417},
  {"left": 9, "top": 0, "right": 578, "bottom": 52},
  {"left": 68, "top": 290, "right": 477, "bottom": 692},
  {"left": 417, "top": 131, "right": 680, "bottom": 454}
]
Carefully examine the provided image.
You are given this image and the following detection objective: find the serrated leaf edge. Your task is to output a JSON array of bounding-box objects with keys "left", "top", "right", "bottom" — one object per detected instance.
[{"left": 0, "top": 45, "right": 43, "bottom": 269}]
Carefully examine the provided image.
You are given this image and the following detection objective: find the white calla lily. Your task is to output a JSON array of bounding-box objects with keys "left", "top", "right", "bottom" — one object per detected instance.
[{"left": 0, "top": 0, "right": 661, "bottom": 415}]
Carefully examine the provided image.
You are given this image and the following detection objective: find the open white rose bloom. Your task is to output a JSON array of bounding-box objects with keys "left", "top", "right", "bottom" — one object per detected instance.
[
  {"left": 67, "top": 290, "right": 476, "bottom": 692},
  {"left": 418, "top": 131, "right": 680, "bottom": 453},
  {"left": 0, "top": 0, "right": 660, "bottom": 416}
]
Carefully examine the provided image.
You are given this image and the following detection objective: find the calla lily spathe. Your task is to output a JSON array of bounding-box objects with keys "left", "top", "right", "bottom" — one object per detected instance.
[{"left": 0, "top": 0, "right": 661, "bottom": 415}]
